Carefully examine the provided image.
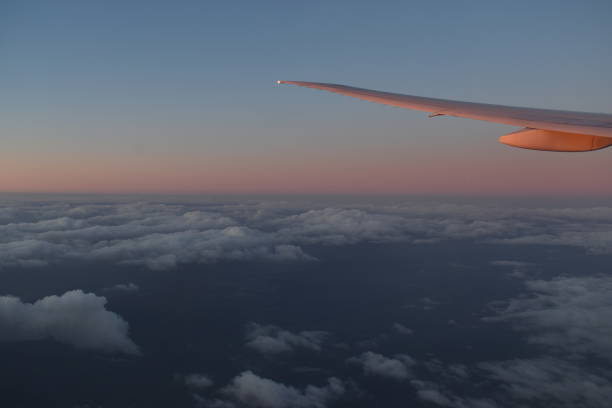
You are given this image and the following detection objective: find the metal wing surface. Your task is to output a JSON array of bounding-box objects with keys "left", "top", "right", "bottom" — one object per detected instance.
[{"left": 278, "top": 81, "right": 612, "bottom": 152}]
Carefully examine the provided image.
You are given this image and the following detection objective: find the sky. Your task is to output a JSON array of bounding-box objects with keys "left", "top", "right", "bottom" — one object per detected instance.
[
  {"left": 2, "top": 4, "right": 612, "bottom": 404},
  {"left": 1, "top": 0, "right": 611, "bottom": 195}
]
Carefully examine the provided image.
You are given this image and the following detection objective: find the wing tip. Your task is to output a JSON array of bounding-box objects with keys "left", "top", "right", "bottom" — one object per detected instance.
[{"left": 276, "top": 80, "right": 310, "bottom": 86}]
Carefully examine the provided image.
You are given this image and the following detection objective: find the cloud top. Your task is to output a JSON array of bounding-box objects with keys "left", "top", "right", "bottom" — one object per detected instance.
[
  {"left": 246, "top": 323, "right": 328, "bottom": 355},
  {"left": 1, "top": 199, "right": 610, "bottom": 270},
  {"left": 348, "top": 351, "right": 415, "bottom": 381},
  {"left": 0, "top": 290, "right": 140, "bottom": 355},
  {"left": 222, "top": 371, "right": 345, "bottom": 408}
]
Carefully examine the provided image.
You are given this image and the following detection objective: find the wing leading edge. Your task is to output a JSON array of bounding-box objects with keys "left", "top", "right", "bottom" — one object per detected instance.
[{"left": 277, "top": 80, "right": 612, "bottom": 152}]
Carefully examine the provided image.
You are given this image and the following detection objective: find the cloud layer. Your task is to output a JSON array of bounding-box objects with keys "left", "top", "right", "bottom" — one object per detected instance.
[
  {"left": 0, "top": 198, "right": 610, "bottom": 270},
  {"left": 1, "top": 196, "right": 611, "bottom": 407}
]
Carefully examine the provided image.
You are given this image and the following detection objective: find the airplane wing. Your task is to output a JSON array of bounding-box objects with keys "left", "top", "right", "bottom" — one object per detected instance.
[{"left": 277, "top": 80, "right": 612, "bottom": 152}]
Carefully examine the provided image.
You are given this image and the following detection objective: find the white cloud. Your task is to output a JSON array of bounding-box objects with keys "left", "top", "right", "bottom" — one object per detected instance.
[
  {"left": 411, "top": 274, "right": 612, "bottom": 408},
  {"left": 479, "top": 358, "right": 612, "bottom": 408},
  {"left": 348, "top": 351, "right": 415, "bottom": 381},
  {"left": 221, "top": 371, "right": 345, "bottom": 408},
  {"left": 0, "top": 199, "right": 610, "bottom": 270},
  {"left": 495, "top": 231, "right": 612, "bottom": 254},
  {"left": 87, "top": 228, "right": 313, "bottom": 270},
  {"left": 485, "top": 275, "right": 612, "bottom": 361},
  {"left": 246, "top": 323, "right": 327, "bottom": 355},
  {"left": 105, "top": 282, "right": 140, "bottom": 293},
  {"left": 274, "top": 208, "right": 405, "bottom": 245},
  {"left": 183, "top": 373, "right": 214, "bottom": 389},
  {"left": 0, "top": 290, "right": 139, "bottom": 355},
  {"left": 416, "top": 389, "right": 455, "bottom": 406},
  {"left": 0, "top": 203, "right": 313, "bottom": 270},
  {"left": 392, "top": 323, "right": 414, "bottom": 335},
  {"left": 411, "top": 378, "right": 499, "bottom": 408}
]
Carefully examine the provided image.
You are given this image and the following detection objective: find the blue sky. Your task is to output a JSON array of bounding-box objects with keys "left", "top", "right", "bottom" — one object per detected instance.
[{"left": 1, "top": 0, "right": 611, "bottom": 194}]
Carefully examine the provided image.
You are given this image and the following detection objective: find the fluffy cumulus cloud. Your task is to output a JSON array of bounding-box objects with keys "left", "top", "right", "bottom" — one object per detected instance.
[
  {"left": 246, "top": 323, "right": 328, "bottom": 355},
  {"left": 221, "top": 371, "right": 345, "bottom": 408},
  {"left": 348, "top": 351, "right": 415, "bottom": 381},
  {"left": 0, "top": 198, "right": 610, "bottom": 270},
  {"left": 0, "top": 290, "right": 139, "bottom": 355},
  {"left": 485, "top": 275, "right": 612, "bottom": 361},
  {"left": 408, "top": 274, "right": 612, "bottom": 408},
  {"left": 0, "top": 201, "right": 313, "bottom": 270},
  {"left": 479, "top": 358, "right": 612, "bottom": 408},
  {"left": 412, "top": 357, "right": 612, "bottom": 408}
]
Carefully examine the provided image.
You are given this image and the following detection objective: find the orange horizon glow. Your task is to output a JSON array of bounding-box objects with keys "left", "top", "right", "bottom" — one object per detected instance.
[{"left": 2, "top": 146, "right": 611, "bottom": 196}]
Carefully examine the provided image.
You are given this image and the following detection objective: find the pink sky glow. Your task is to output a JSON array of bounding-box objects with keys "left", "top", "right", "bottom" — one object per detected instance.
[{"left": 3, "top": 147, "right": 610, "bottom": 196}]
